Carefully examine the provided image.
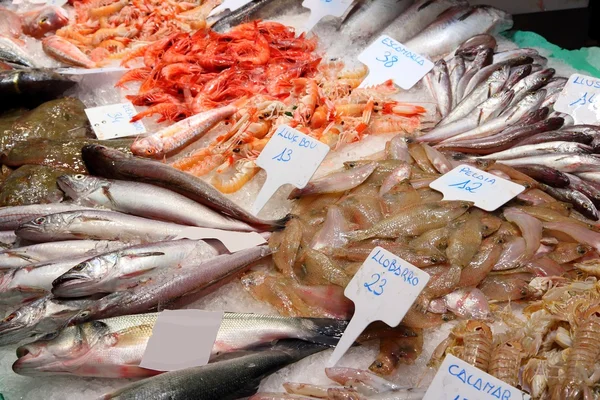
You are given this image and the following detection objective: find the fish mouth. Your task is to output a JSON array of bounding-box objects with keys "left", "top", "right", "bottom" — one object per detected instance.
[{"left": 52, "top": 275, "right": 94, "bottom": 297}]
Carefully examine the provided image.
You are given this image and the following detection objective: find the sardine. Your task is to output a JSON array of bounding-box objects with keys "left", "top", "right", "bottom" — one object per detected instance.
[
  {"left": 404, "top": 6, "right": 513, "bottom": 57},
  {"left": 512, "top": 165, "right": 570, "bottom": 188},
  {"left": 0, "top": 295, "right": 92, "bottom": 345},
  {"left": 81, "top": 145, "right": 288, "bottom": 231},
  {"left": 0, "top": 203, "right": 94, "bottom": 231},
  {"left": 99, "top": 340, "right": 327, "bottom": 398},
  {"left": 68, "top": 245, "right": 272, "bottom": 323},
  {"left": 384, "top": 0, "right": 468, "bottom": 43},
  {"left": 344, "top": 201, "right": 471, "bottom": 241},
  {"left": 13, "top": 313, "right": 345, "bottom": 378},
  {"left": 58, "top": 174, "right": 255, "bottom": 232},
  {"left": 0, "top": 240, "right": 129, "bottom": 269},
  {"left": 454, "top": 34, "right": 497, "bottom": 59},
  {"left": 42, "top": 35, "right": 96, "bottom": 68},
  {"left": 479, "top": 141, "right": 591, "bottom": 161},
  {"left": 0, "top": 37, "right": 38, "bottom": 68},
  {"left": 52, "top": 239, "right": 218, "bottom": 297},
  {"left": 288, "top": 162, "right": 377, "bottom": 199},
  {"left": 507, "top": 68, "right": 555, "bottom": 107}
]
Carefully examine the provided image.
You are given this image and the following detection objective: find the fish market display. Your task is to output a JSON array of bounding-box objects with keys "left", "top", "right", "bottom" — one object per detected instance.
[{"left": 1, "top": 1, "right": 600, "bottom": 400}]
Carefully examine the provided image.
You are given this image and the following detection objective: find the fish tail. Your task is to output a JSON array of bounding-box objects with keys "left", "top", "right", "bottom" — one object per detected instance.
[
  {"left": 302, "top": 318, "right": 349, "bottom": 346},
  {"left": 342, "top": 230, "right": 368, "bottom": 242},
  {"left": 271, "top": 214, "right": 292, "bottom": 231}
]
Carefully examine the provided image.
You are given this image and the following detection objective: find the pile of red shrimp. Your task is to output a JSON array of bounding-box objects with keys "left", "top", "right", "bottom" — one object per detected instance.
[{"left": 116, "top": 21, "right": 321, "bottom": 122}]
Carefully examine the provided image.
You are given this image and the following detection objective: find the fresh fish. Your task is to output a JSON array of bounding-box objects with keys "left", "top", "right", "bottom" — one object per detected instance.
[
  {"left": 57, "top": 174, "right": 255, "bottom": 232},
  {"left": 438, "top": 66, "right": 510, "bottom": 126},
  {"left": 427, "top": 60, "right": 452, "bottom": 118},
  {"left": 0, "top": 37, "right": 38, "bottom": 68},
  {"left": 385, "top": 135, "right": 411, "bottom": 163},
  {"left": 99, "top": 340, "right": 327, "bottom": 399},
  {"left": 492, "top": 48, "right": 539, "bottom": 64},
  {"left": 0, "top": 203, "right": 93, "bottom": 231},
  {"left": 344, "top": 201, "right": 471, "bottom": 241},
  {"left": 422, "top": 144, "right": 452, "bottom": 174},
  {"left": 384, "top": 0, "right": 467, "bottom": 43},
  {"left": 311, "top": 206, "right": 350, "bottom": 251},
  {"left": 379, "top": 163, "right": 412, "bottom": 195},
  {"left": 22, "top": 6, "right": 69, "bottom": 39},
  {"left": 443, "top": 287, "right": 490, "bottom": 320},
  {"left": 512, "top": 165, "right": 570, "bottom": 188},
  {"left": 0, "top": 240, "right": 129, "bottom": 269},
  {"left": 541, "top": 185, "right": 599, "bottom": 221},
  {"left": 478, "top": 273, "right": 536, "bottom": 302},
  {"left": 0, "top": 255, "right": 95, "bottom": 305},
  {"left": 0, "top": 8, "right": 22, "bottom": 39},
  {"left": 288, "top": 162, "right": 377, "bottom": 199},
  {"left": 437, "top": 112, "right": 560, "bottom": 154},
  {"left": 42, "top": 35, "right": 96, "bottom": 68},
  {"left": 417, "top": 90, "right": 514, "bottom": 144},
  {"left": 493, "top": 236, "right": 527, "bottom": 271},
  {"left": 446, "top": 213, "right": 483, "bottom": 267},
  {"left": 454, "top": 48, "right": 493, "bottom": 101},
  {"left": 52, "top": 239, "right": 217, "bottom": 297},
  {"left": 507, "top": 68, "right": 555, "bottom": 107},
  {"left": 505, "top": 64, "right": 532, "bottom": 90},
  {"left": 463, "top": 56, "right": 534, "bottom": 99},
  {"left": 13, "top": 313, "right": 345, "bottom": 377},
  {"left": 564, "top": 173, "right": 600, "bottom": 208},
  {"left": 131, "top": 105, "right": 237, "bottom": 159},
  {"left": 499, "top": 154, "right": 600, "bottom": 174},
  {"left": 543, "top": 222, "right": 600, "bottom": 253},
  {"left": 513, "top": 130, "right": 594, "bottom": 148},
  {"left": 441, "top": 90, "right": 545, "bottom": 143},
  {"left": 479, "top": 141, "right": 591, "bottom": 160},
  {"left": 404, "top": 6, "right": 513, "bottom": 57},
  {"left": 211, "top": 0, "right": 277, "bottom": 32},
  {"left": 81, "top": 145, "right": 288, "bottom": 231},
  {"left": 68, "top": 245, "right": 272, "bottom": 323},
  {"left": 0, "top": 295, "right": 91, "bottom": 345},
  {"left": 448, "top": 55, "right": 466, "bottom": 108},
  {"left": 454, "top": 33, "right": 497, "bottom": 59}
]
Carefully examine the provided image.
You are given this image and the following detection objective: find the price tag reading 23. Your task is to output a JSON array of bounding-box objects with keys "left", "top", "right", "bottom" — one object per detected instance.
[
  {"left": 429, "top": 165, "right": 525, "bottom": 212},
  {"left": 252, "top": 125, "right": 329, "bottom": 215},
  {"left": 327, "top": 246, "right": 429, "bottom": 367}
]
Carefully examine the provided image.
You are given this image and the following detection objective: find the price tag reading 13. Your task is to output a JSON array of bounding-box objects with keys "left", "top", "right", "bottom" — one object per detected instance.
[{"left": 327, "top": 247, "right": 429, "bottom": 367}]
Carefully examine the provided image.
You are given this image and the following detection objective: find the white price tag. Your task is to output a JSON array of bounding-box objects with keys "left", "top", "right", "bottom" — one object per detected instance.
[
  {"left": 302, "top": 0, "right": 354, "bottom": 31},
  {"left": 252, "top": 125, "right": 329, "bottom": 215},
  {"left": 423, "top": 355, "right": 530, "bottom": 400},
  {"left": 174, "top": 227, "right": 266, "bottom": 253},
  {"left": 84, "top": 102, "right": 146, "bottom": 140},
  {"left": 554, "top": 73, "right": 600, "bottom": 124},
  {"left": 429, "top": 165, "right": 525, "bottom": 212},
  {"left": 358, "top": 35, "right": 434, "bottom": 90},
  {"left": 47, "top": 0, "right": 68, "bottom": 6},
  {"left": 327, "top": 247, "right": 429, "bottom": 367},
  {"left": 140, "top": 310, "right": 223, "bottom": 371},
  {"left": 208, "top": 0, "right": 252, "bottom": 17},
  {"left": 55, "top": 66, "right": 129, "bottom": 75}
]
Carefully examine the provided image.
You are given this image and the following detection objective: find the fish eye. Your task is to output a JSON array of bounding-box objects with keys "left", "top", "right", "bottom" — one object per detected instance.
[
  {"left": 33, "top": 217, "right": 46, "bottom": 225},
  {"left": 72, "top": 262, "right": 87, "bottom": 271},
  {"left": 79, "top": 310, "right": 90, "bottom": 318},
  {"left": 3, "top": 313, "right": 16, "bottom": 322},
  {"left": 145, "top": 148, "right": 155, "bottom": 155},
  {"left": 39, "top": 17, "right": 48, "bottom": 25},
  {"left": 74, "top": 174, "right": 85, "bottom": 180}
]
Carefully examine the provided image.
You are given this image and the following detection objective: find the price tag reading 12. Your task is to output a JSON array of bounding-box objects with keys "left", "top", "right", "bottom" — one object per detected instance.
[
  {"left": 252, "top": 125, "right": 329, "bottom": 215},
  {"left": 429, "top": 165, "right": 525, "bottom": 212},
  {"left": 423, "top": 355, "right": 530, "bottom": 400},
  {"left": 327, "top": 247, "right": 429, "bottom": 367},
  {"left": 554, "top": 73, "right": 600, "bottom": 124},
  {"left": 358, "top": 35, "right": 434, "bottom": 89}
]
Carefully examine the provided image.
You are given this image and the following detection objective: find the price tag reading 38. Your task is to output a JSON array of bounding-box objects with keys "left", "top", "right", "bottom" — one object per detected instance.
[
  {"left": 358, "top": 35, "right": 434, "bottom": 89},
  {"left": 429, "top": 165, "right": 525, "bottom": 212},
  {"left": 554, "top": 73, "right": 600, "bottom": 124},
  {"left": 327, "top": 246, "right": 429, "bottom": 367},
  {"left": 252, "top": 125, "right": 329, "bottom": 215}
]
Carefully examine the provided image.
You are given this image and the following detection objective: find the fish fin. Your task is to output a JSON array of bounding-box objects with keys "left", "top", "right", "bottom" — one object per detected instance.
[
  {"left": 457, "top": 7, "right": 477, "bottom": 21},
  {"left": 125, "top": 251, "right": 165, "bottom": 259},
  {"left": 112, "top": 325, "right": 155, "bottom": 347},
  {"left": 118, "top": 268, "right": 157, "bottom": 279},
  {"left": 417, "top": 0, "right": 436, "bottom": 11},
  {"left": 302, "top": 317, "right": 349, "bottom": 346},
  {"left": 4, "top": 252, "right": 36, "bottom": 263},
  {"left": 102, "top": 185, "right": 118, "bottom": 208}
]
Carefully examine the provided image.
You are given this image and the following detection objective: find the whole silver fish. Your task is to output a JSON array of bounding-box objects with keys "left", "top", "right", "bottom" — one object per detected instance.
[
  {"left": 545, "top": 77, "right": 568, "bottom": 90},
  {"left": 428, "top": 59, "right": 452, "bottom": 118},
  {"left": 448, "top": 55, "right": 466, "bottom": 108},
  {"left": 505, "top": 64, "right": 532, "bottom": 90},
  {"left": 500, "top": 154, "right": 600, "bottom": 173},
  {"left": 492, "top": 48, "right": 539, "bottom": 64},
  {"left": 442, "top": 90, "right": 546, "bottom": 143},
  {"left": 404, "top": 6, "right": 513, "bottom": 57},
  {"left": 288, "top": 162, "right": 377, "bottom": 198},
  {"left": 507, "top": 68, "right": 555, "bottom": 107},
  {"left": 454, "top": 48, "right": 493, "bottom": 101},
  {"left": 0, "top": 255, "right": 94, "bottom": 305},
  {"left": 0, "top": 240, "right": 128, "bottom": 269},
  {"left": 0, "top": 203, "right": 94, "bottom": 231},
  {"left": 57, "top": 174, "right": 256, "bottom": 232},
  {"left": 454, "top": 33, "right": 497, "bottom": 59},
  {"left": 439, "top": 66, "right": 510, "bottom": 126},
  {"left": 52, "top": 239, "right": 218, "bottom": 297},
  {"left": 68, "top": 245, "right": 272, "bottom": 323},
  {"left": 541, "top": 185, "right": 599, "bottom": 221},
  {"left": 99, "top": 340, "right": 328, "bottom": 399},
  {"left": 541, "top": 86, "right": 565, "bottom": 109},
  {"left": 12, "top": 312, "right": 345, "bottom": 378},
  {"left": 479, "top": 142, "right": 592, "bottom": 160},
  {"left": 211, "top": 0, "right": 280, "bottom": 32},
  {"left": 0, "top": 37, "right": 39, "bottom": 68},
  {"left": 383, "top": 0, "right": 467, "bottom": 43},
  {"left": 564, "top": 173, "right": 600, "bottom": 208},
  {"left": 0, "top": 295, "right": 91, "bottom": 345},
  {"left": 418, "top": 90, "right": 514, "bottom": 144},
  {"left": 463, "top": 55, "right": 534, "bottom": 99}
]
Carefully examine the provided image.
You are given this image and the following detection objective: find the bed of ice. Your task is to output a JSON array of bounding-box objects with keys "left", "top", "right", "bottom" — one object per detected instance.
[{"left": 0, "top": 1, "right": 588, "bottom": 398}]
